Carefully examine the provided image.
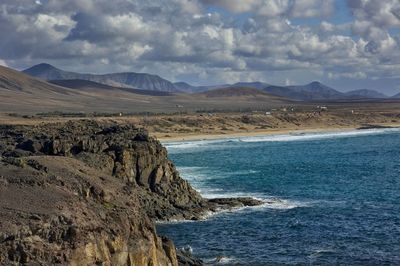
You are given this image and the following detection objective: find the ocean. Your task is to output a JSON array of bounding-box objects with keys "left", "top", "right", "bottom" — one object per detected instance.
[{"left": 157, "top": 128, "right": 400, "bottom": 265}]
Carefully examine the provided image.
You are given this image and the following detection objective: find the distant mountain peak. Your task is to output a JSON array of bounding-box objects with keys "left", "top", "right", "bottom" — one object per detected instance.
[
  {"left": 23, "top": 63, "right": 178, "bottom": 92},
  {"left": 307, "top": 81, "right": 329, "bottom": 89},
  {"left": 36, "top": 62, "right": 55, "bottom": 68},
  {"left": 24, "top": 63, "right": 58, "bottom": 72},
  {"left": 23, "top": 63, "right": 69, "bottom": 81}
]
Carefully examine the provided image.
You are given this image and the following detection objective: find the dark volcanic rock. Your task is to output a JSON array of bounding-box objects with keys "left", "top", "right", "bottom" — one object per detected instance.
[
  {"left": 176, "top": 249, "right": 204, "bottom": 266},
  {"left": 207, "top": 197, "right": 263, "bottom": 208},
  {"left": 0, "top": 120, "right": 263, "bottom": 265},
  {"left": 357, "top": 124, "right": 394, "bottom": 130}
]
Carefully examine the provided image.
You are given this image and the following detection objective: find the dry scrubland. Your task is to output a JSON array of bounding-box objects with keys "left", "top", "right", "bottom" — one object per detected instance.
[{"left": 2, "top": 102, "right": 400, "bottom": 141}]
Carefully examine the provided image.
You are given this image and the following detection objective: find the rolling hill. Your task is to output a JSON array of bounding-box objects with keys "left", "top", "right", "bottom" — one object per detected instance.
[
  {"left": 1, "top": 65, "right": 69, "bottom": 94},
  {"left": 344, "top": 89, "right": 387, "bottom": 99},
  {"left": 231, "top": 82, "right": 270, "bottom": 90},
  {"left": 263, "top": 82, "right": 387, "bottom": 101},
  {"left": 49, "top": 79, "right": 172, "bottom": 96},
  {"left": 0, "top": 65, "right": 178, "bottom": 113},
  {"left": 173, "top": 82, "right": 209, "bottom": 93},
  {"left": 216, "top": 81, "right": 346, "bottom": 101},
  {"left": 0, "top": 65, "right": 87, "bottom": 112},
  {"left": 392, "top": 92, "right": 400, "bottom": 98},
  {"left": 200, "top": 87, "right": 280, "bottom": 99},
  {"left": 199, "top": 81, "right": 343, "bottom": 101},
  {"left": 263, "top": 85, "right": 306, "bottom": 101}
]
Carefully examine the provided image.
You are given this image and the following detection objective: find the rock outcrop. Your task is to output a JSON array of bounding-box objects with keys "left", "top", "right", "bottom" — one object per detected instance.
[{"left": 0, "top": 120, "right": 262, "bottom": 265}]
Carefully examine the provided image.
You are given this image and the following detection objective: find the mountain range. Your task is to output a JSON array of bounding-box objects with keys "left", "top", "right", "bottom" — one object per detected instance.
[
  {"left": 22, "top": 63, "right": 391, "bottom": 101},
  {"left": 23, "top": 63, "right": 177, "bottom": 92},
  {"left": 259, "top": 83, "right": 386, "bottom": 101},
  {"left": 0, "top": 65, "right": 285, "bottom": 113}
]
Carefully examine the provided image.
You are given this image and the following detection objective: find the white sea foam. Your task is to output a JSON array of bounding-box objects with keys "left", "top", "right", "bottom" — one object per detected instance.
[
  {"left": 239, "top": 128, "right": 400, "bottom": 143},
  {"left": 155, "top": 218, "right": 197, "bottom": 224},
  {"left": 261, "top": 198, "right": 310, "bottom": 209},
  {"left": 177, "top": 166, "right": 212, "bottom": 181},
  {"left": 178, "top": 167, "right": 259, "bottom": 179},
  {"left": 156, "top": 197, "right": 310, "bottom": 225},
  {"left": 163, "top": 128, "right": 400, "bottom": 150},
  {"left": 177, "top": 166, "right": 309, "bottom": 210},
  {"left": 205, "top": 197, "right": 311, "bottom": 218},
  {"left": 177, "top": 166, "right": 263, "bottom": 199},
  {"left": 201, "top": 191, "right": 263, "bottom": 199},
  {"left": 230, "top": 169, "right": 260, "bottom": 175},
  {"left": 205, "top": 256, "right": 238, "bottom": 264},
  {"left": 160, "top": 129, "right": 388, "bottom": 223},
  {"left": 163, "top": 138, "right": 239, "bottom": 153},
  {"left": 309, "top": 248, "right": 337, "bottom": 259}
]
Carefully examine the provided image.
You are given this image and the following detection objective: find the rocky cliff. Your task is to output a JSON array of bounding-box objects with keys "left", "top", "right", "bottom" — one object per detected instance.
[{"left": 0, "top": 120, "right": 261, "bottom": 265}]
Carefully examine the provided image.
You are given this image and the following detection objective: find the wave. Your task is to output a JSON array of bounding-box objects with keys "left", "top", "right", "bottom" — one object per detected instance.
[
  {"left": 262, "top": 197, "right": 310, "bottom": 209},
  {"left": 189, "top": 198, "right": 310, "bottom": 224},
  {"left": 230, "top": 169, "right": 260, "bottom": 175},
  {"left": 156, "top": 197, "right": 310, "bottom": 225},
  {"left": 163, "top": 138, "right": 239, "bottom": 153},
  {"left": 309, "top": 248, "right": 337, "bottom": 258},
  {"left": 163, "top": 128, "right": 400, "bottom": 151},
  {"left": 155, "top": 218, "right": 198, "bottom": 224},
  {"left": 177, "top": 166, "right": 308, "bottom": 210},
  {"left": 239, "top": 128, "right": 400, "bottom": 143},
  {"left": 200, "top": 191, "right": 263, "bottom": 199},
  {"left": 177, "top": 166, "right": 262, "bottom": 199},
  {"left": 204, "top": 256, "right": 239, "bottom": 265},
  {"left": 177, "top": 166, "right": 213, "bottom": 180},
  {"left": 178, "top": 167, "right": 259, "bottom": 178}
]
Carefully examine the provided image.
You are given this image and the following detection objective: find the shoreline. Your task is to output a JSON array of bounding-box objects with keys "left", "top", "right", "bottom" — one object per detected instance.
[{"left": 156, "top": 123, "right": 400, "bottom": 143}]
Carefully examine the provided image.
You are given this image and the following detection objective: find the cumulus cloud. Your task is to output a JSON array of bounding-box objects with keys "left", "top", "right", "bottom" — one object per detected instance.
[
  {"left": 0, "top": 0, "right": 399, "bottom": 92},
  {"left": 290, "top": 0, "right": 334, "bottom": 18},
  {"left": 201, "top": 0, "right": 334, "bottom": 18},
  {"left": 201, "top": 0, "right": 259, "bottom": 13},
  {"left": 349, "top": 0, "right": 400, "bottom": 51}
]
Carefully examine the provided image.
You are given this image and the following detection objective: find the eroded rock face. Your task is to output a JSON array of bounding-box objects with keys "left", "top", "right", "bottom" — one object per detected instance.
[
  {"left": 0, "top": 121, "right": 204, "bottom": 219},
  {"left": 0, "top": 155, "right": 180, "bottom": 265},
  {"left": 0, "top": 120, "right": 262, "bottom": 265},
  {"left": 0, "top": 121, "right": 203, "bottom": 265}
]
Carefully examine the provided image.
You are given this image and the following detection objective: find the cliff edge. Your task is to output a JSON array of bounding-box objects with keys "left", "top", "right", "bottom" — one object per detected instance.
[{"left": 0, "top": 120, "right": 261, "bottom": 265}]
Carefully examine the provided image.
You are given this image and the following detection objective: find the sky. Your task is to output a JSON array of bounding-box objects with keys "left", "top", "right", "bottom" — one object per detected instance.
[{"left": 1, "top": 0, "right": 400, "bottom": 95}]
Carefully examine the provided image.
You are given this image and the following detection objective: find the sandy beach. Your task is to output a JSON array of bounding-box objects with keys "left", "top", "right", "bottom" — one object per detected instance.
[{"left": 155, "top": 125, "right": 400, "bottom": 142}]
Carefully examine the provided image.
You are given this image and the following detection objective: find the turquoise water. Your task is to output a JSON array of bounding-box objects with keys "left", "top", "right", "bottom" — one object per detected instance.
[{"left": 157, "top": 129, "right": 400, "bottom": 265}]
